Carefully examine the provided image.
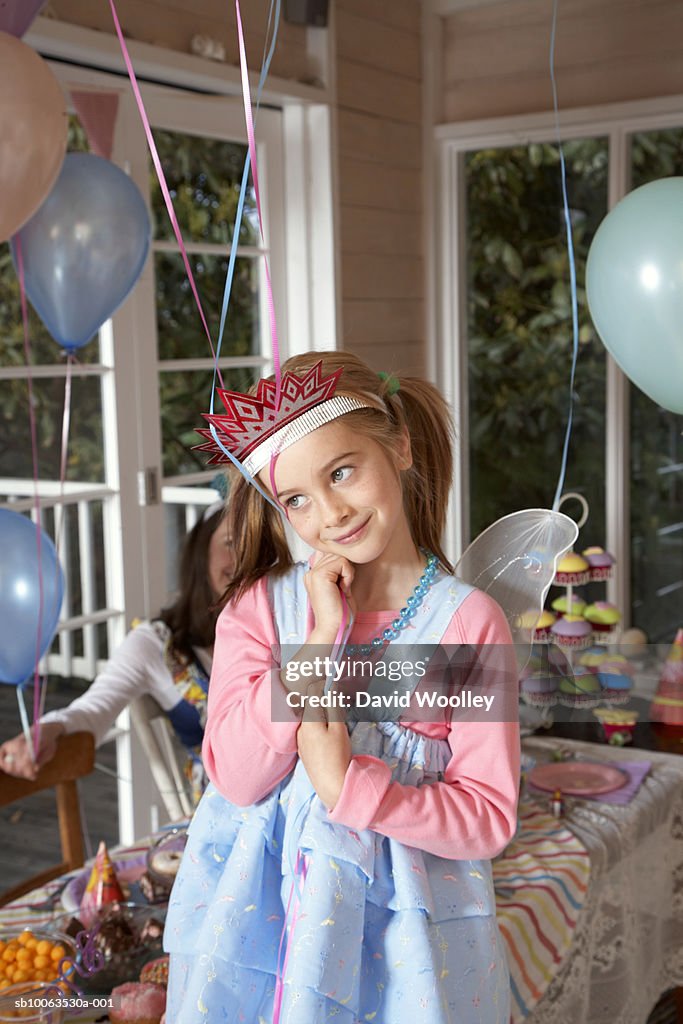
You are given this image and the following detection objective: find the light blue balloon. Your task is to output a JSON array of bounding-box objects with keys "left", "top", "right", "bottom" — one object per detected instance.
[
  {"left": 586, "top": 177, "right": 683, "bottom": 414},
  {"left": 0, "top": 510, "right": 65, "bottom": 686},
  {"left": 11, "top": 153, "right": 151, "bottom": 351}
]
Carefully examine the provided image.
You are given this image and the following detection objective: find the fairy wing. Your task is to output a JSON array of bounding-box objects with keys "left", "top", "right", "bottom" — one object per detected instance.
[{"left": 454, "top": 508, "right": 578, "bottom": 646}]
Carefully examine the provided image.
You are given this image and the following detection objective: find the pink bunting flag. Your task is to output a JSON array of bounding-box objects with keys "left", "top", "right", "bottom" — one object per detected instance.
[{"left": 69, "top": 90, "right": 120, "bottom": 160}]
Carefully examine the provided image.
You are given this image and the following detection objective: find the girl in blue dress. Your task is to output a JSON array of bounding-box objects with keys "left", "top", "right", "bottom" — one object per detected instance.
[{"left": 165, "top": 350, "right": 520, "bottom": 1023}]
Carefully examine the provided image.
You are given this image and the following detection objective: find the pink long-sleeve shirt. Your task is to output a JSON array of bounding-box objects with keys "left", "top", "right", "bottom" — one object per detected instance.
[{"left": 203, "top": 575, "right": 520, "bottom": 861}]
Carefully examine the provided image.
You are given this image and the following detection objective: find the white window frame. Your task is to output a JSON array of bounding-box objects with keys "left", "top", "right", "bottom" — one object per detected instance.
[
  {"left": 16, "top": 22, "right": 337, "bottom": 842},
  {"left": 433, "top": 94, "right": 683, "bottom": 625}
]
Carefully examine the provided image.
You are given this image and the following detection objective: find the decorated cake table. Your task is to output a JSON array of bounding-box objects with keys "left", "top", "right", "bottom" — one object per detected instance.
[{"left": 1, "top": 743, "right": 683, "bottom": 1023}]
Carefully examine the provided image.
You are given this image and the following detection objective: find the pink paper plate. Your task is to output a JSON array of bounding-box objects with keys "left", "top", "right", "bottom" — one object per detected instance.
[{"left": 528, "top": 761, "right": 628, "bottom": 796}]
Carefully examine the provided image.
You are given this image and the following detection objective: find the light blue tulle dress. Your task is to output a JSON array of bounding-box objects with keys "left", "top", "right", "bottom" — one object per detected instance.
[{"left": 164, "top": 564, "right": 511, "bottom": 1023}]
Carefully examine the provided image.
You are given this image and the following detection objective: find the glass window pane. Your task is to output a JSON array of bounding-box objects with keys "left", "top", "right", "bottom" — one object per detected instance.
[
  {"left": 464, "top": 139, "right": 608, "bottom": 543},
  {"left": 0, "top": 375, "right": 105, "bottom": 483},
  {"left": 629, "top": 128, "right": 683, "bottom": 642},
  {"left": 150, "top": 129, "right": 258, "bottom": 246},
  {"left": 156, "top": 252, "right": 261, "bottom": 361},
  {"left": 160, "top": 366, "right": 258, "bottom": 477}
]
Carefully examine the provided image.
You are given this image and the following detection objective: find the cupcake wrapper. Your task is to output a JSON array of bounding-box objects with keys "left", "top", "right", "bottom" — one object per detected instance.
[
  {"left": 521, "top": 692, "right": 559, "bottom": 708},
  {"left": 557, "top": 691, "right": 605, "bottom": 708},
  {"left": 552, "top": 633, "right": 593, "bottom": 650},
  {"left": 589, "top": 567, "right": 613, "bottom": 581},
  {"left": 554, "top": 571, "right": 591, "bottom": 585}
]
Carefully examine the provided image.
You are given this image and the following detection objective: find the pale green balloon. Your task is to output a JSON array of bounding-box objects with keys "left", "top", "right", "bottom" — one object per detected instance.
[{"left": 586, "top": 177, "right": 683, "bottom": 414}]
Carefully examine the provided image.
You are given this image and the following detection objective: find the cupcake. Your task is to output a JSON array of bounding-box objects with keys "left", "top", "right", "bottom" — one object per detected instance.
[
  {"left": 578, "top": 646, "right": 612, "bottom": 670},
  {"left": 551, "top": 593, "right": 587, "bottom": 618},
  {"left": 519, "top": 670, "right": 559, "bottom": 706},
  {"left": 584, "top": 601, "right": 621, "bottom": 637},
  {"left": 596, "top": 658, "right": 635, "bottom": 702},
  {"left": 558, "top": 666, "right": 603, "bottom": 706},
  {"left": 550, "top": 614, "right": 593, "bottom": 650},
  {"left": 518, "top": 609, "right": 556, "bottom": 643},
  {"left": 110, "top": 981, "right": 166, "bottom": 1024},
  {"left": 554, "top": 551, "right": 590, "bottom": 586},
  {"left": 593, "top": 706, "right": 639, "bottom": 744},
  {"left": 581, "top": 546, "right": 615, "bottom": 581}
]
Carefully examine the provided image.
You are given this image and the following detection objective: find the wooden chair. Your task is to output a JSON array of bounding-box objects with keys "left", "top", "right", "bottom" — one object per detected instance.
[
  {"left": 0, "top": 731, "right": 95, "bottom": 907},
  {"left": 129, "top": 694, "right": 194, "bottom": 822}
]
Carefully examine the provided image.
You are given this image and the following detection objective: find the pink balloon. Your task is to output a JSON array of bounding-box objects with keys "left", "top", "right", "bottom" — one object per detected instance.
[
  {"left": 0, "top": 32, "right": 67, "bottom": 242},
  {"left": 0, "top": 1, "right": 47, "bottom": 37}
]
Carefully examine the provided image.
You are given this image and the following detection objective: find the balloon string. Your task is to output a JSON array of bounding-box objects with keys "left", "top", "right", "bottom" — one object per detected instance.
[
  {"left": 210, "top": 0, "right": 281, "bottom": 437},
  {"left": 15, "top": 236, "right": 43, "bottom": 763},
  {"left": 235, "top": 0, "right": 282, "bottom": 406},
  {"left": 108, "top": 0, "right": 224, "bottom": 389},
  {"left": 208, "top": 1, "right": 286, "bottom": 518},
  {"left": 549, "top": 0, "right": 580, "bottom": 513}
]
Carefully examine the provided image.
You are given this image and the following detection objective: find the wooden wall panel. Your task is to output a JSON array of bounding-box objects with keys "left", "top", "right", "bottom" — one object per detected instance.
[
  {"left": 338, "top": 159, "right": 422, "bottom": 213},
  {"left": 335, "top": 0, "right": 425, "bottom": 372},
  {"left": 441, "top": 0, "right": 683, "bottom": 122},
  {"left": 51, "top": 0, "right": 311, "bottom": 84},
  {"left": 340, "top": 208, "right": 421, "bottom": 256}
]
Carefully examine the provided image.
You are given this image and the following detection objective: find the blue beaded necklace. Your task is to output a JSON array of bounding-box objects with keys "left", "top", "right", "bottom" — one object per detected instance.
[{"left": 345, "top": 553, "right": 439, "bottom": 656}]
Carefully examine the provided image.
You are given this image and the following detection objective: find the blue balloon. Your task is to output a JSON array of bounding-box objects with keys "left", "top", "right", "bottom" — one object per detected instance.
[
  {"left": 586, "top": 177, "right": 683, "bottom": 415},
  {"left": 11, "top": 153, "right": 151, "bottom": 351},
  {"left": 0, "top": 510, "right": 65, "bottom": 686}
]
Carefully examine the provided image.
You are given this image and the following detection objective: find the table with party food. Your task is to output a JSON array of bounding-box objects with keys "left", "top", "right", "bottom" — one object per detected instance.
[
  {"left": 0, "top": 828, "right": 185, "bottom": 1023},
  {"left": 514, "top": 734, "right": 683, "bottom": 1024},
  {"left": 1, "top": 738, "right": 683, "bottom": 1024}
]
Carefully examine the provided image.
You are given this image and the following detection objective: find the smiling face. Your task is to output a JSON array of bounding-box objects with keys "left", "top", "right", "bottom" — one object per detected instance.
[{"left": 259, "top": 417, "right": 415, "bottom": 566}]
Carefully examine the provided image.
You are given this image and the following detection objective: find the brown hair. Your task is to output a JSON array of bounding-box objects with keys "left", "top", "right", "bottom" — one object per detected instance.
[
  {"left": 158, "top": 508, "right": 226, "bottom": 657},
  {"left": 225, "top": 350, "right": 455, "bottom": 602}
]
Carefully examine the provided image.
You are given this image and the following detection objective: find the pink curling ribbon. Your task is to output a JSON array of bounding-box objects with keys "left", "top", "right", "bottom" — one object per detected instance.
[
  {"left": 108, "top": 0, "right": 224, "bottom": 388},
  {"left": 235, "top": 0, "right": 281, "bottom": 405},
  {"left": 273, "top": 850, "right": 309, "bottom": 1021}
]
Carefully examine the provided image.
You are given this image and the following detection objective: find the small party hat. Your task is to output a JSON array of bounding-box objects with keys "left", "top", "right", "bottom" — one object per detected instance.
[
  {"left": 79, "top": 840, "right": 125, "bottom": 927},
  {"left": 651, "top": 628, "right": 683, "bottom": 725}
]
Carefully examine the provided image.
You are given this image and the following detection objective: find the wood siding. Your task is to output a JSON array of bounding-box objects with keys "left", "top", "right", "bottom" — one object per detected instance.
[
  {"left": 335, "top": 0, "right": 425, "bottom": 374},
  {"left": 50, "top": 0, "right": 313, "bottom": 85},
  {"left": 441, "top": 0, "right": 683, "bottom": 122}
]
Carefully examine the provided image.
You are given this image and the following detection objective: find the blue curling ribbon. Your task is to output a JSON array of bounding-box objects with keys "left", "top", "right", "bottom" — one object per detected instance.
[
  {"left": 208, "top": 0, "right": 287, "bottom": 522},
  {"left": 549, "top": 0, "right": 581, "bottom": 512}
]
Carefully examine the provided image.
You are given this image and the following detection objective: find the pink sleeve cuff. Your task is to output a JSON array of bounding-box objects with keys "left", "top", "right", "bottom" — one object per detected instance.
[{"left": 327, "top": 755, "right": 392, "bottom": 830}]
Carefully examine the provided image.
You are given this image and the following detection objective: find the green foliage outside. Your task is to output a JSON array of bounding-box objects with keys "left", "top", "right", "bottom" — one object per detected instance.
[
  {"left": 465, "top": 138, "right": 608, "bottom": 542},
  {"left": 628, "top": 129, "right": 683, "bottom": 641},
  {"left": 150, "top": 130, "right": 261, "bottom": 476}
]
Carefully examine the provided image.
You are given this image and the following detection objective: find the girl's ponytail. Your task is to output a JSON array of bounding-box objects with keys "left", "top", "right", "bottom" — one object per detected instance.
[
  {"left": 385, "top": 376, "right": 455, "bottom": 573},
  {"left": 224, "top": 468, "right": 292, "bottom": 603}
]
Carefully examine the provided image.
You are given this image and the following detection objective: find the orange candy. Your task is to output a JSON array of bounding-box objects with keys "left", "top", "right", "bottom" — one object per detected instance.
[{"left": 0, "top": 931, "right": 72, "bottom": 987}]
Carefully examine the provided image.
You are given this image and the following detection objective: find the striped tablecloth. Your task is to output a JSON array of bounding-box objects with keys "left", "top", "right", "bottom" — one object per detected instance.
[{"left": 493, "top": 802, "right": 591, "bottom": 1022}]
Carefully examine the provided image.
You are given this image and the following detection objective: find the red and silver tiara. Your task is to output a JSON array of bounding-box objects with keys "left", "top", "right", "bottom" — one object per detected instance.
[{"left": 195, "top": 361, "right": 375, "bottom": 475}]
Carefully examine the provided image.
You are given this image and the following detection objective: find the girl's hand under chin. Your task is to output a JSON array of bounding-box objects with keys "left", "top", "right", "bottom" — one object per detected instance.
[{"left": 304, "top": 552, "right": 356, "bottom": 640}]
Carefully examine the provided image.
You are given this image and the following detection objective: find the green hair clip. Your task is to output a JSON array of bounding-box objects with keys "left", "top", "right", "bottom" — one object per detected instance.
[{"left": 377, "top": 371, "right": 400, "bottom": 396}]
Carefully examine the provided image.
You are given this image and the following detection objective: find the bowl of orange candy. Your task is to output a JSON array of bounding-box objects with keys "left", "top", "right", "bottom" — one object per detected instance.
[{"left": 0, "top": 930, "right": 76, "bottom": 1022}]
